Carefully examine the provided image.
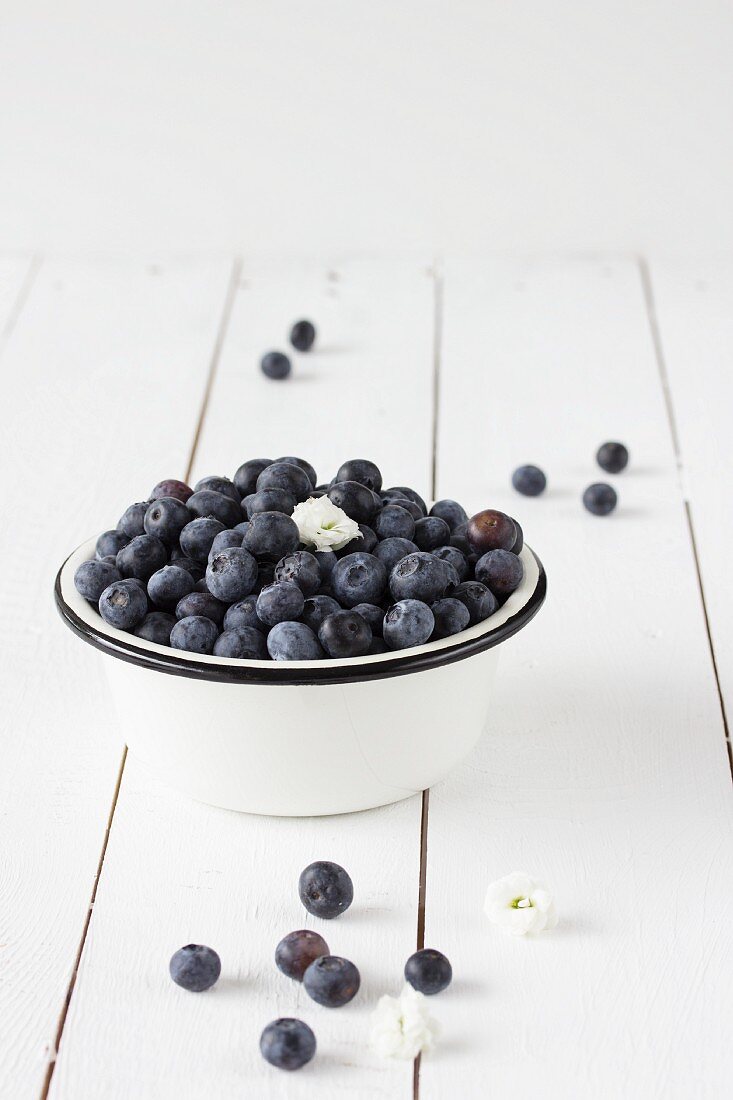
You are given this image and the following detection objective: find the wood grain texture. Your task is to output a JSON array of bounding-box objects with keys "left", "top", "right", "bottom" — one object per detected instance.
[
  {"left": 0, "top": 256, "right": 232, "bottom": 1100},
  {"left": 420, "top": 257, "right": 733, "bottom": 1099},
  {"left": 646, "top": 259, "right": 733, "bottom": 733},
  {"left": 47, "top": 259, "right": 434, "bottom": 1099}
]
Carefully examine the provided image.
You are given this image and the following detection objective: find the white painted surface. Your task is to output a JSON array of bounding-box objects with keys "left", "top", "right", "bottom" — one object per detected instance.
[
  {"left": 423, "top": 257, "right": 733, "bottom": 1098},
  {"left": 648, "top": 259, "right": 733, "bottom": 722},
  {"left": 1, "top": 3, "right": 732, "bottom": 255},
  {"left": 0, "top": 257, "right": 232, "bottom": 1100},
  {"left": 0, "top": 254, "right": 729, "bottom": 1099},
  {"left": 47, "top": 259, "right": 434, "bottom": 1098}
]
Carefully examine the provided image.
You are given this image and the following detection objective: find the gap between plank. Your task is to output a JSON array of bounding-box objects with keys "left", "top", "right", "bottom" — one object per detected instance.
[
  {"left": 1, "top": 254, "right": 41, "bottom": 345},
  {"left": 39, "top": 257, "right": 242, "bottom": 1100},
  {"left": 638, "top": 257, "right": 732, "bottom": 781}
]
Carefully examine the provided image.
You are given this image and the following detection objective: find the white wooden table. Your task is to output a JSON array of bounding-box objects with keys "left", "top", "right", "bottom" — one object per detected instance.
[{"left": 0, "top": 255, "right": 731, "bottom": 1100}]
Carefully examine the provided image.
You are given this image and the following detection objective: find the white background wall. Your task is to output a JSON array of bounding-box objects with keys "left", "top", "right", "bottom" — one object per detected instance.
[{"left": 1, "top": 0, "right": 731, "bottom": 255}]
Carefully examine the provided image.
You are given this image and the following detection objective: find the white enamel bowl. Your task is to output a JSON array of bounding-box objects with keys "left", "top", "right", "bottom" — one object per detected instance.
[{"left": 56, "top": 538, "right": 546, "bottom": 817}]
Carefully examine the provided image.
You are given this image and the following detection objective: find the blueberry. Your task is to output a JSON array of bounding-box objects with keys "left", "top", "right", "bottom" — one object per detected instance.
[
  {"left": 274, "top": 456, "right": 318, "bottom": 488},
  {"left": 466, "top": 510, "right": 517, "bottom": 555},
  {"left": 314, "top": 550, "right": 337, "bottom": 580},
  {"left": 257, "top": 462, "right": 313, "bottom": 504},
  {"left": 208, "top": 529, "right": 244, "bottom": 560},
  {"left": 206, "top": 546, "right": 258, "bottom": 602},
  {"left": 193, "top": 475, "right": 240, "bottom": 503},
  {"left": 95, "top": 529, "right": 130, "bottom": 560},
  {"left": 261, "top": 351, "right": 291, "bottom": 380},
  {"left": 276, "top": 929, "right": 330, "bottom": 982},
  {"left": 175, "top": 591, "right": 228, "bottom": 627},
  {"left": 512, "top": 464, "right": 547, "bottom": 497},
  {"left": 510, "top": 518, "right": 524, "bottom": 555},
  {"left": 301, "top": 594, "right": 341, "bottom": 633},
  {"left": 233, "top": 520, "right": 250, "bottom": 536},
  {"left": 449, "top": 530, "right": 472, "bottom": 555},
  {"left": 431, "top": 544, "right": 469, "bottom": 581},
  {"left": 179, "top": 517, "right": 226, "bottom": 562},
  {"left": 350, "top": 602, "right": 384, "bottom": 636},
  {"left": 404, "top": 948, "right": 452, "bottom": 995},
  {"left": 213, "top": 627, "right": 268, "bottom": 659},
  {"left": 260, "top": 1018, "right": 316, "bottom": 1072},
  {"left": 267, "top": 621, "right": 324, "bottom": 661},
  {"left": 299, "top": 860, "right": 354, "bottom": 919},
  {"left": 243, "top": 488, "right": 296, "bottom": 517},
  {"left": 223, "top": 596, "right": 266, "bottom": 633},
  {"left": 256, "top": 581, "right": 305, "bottom": 626},
  {"left": 169, "top": 944, "right": 221, "bottom": 992},
  {"left": 383, "top": 486, "right": 427, "bottom": 515},
  {"left": 98, "top": 579, "right": 148, "bottom": 630},
  {"left": 583, "top": 482, "right": 618, "bottom": 515},
  {"left": 367, "top": 636, "right": 389, "bottom": 655},
  {"left": 413, "top": 516, "right": 451, "bottom": 552},
  {"left": 116, "top": 534, "right": 167, "bottom": 581},
  {"left": 149, "top": 478, "right": 193, "bottom": 504},
  {"left": 429, "top": 499, "right": 468, "bottom": 531},
  {"left": 303, "top": 956, "right": 360, "bottom": 1007},
  {"left": 74, "top": 559, "right": 120, "bottom": 602},
  {"left": 389, "top": 551, "right": 449, "bottom": 603},
  {"left": 289, "top": 319, "right": 317, "bottom": 353},
  {"left": 134, "top": 611, "right": 177, "bottom": 645},
  {"left": 233, "top": 458, "right": 273, "bottom": 498},
  {"left": 475, "top": 549, "right": 524, "bottom": 597},
  {"left": 318, "top": 610, "right": 372, "bottom": 658},
  {"left": 187, "top": 489, "right": 242, "bottom": 528},
  {"left": 451, "top": 580, "right": 498, "bottom": 624},
  {"left": 274, "top": 551, "right": 321, "bottom": 596},
  {"left": 383, "top": 599, "right": 434, "bottom": 650},
  {"left": 169, "top": 550, "right": 205, "bottom": 581},
  {"left": 243, "top": 514, "right": 300, "bottom": 565},
  {"left": 382, "top": 493, "right": 423, "bottom": 521},
  {"left": 354, "top": 524, "right": 378, "bottom": 554},
  {"left": 117, "top": 502, "right": 149, "bottom": 538},
  {"left": 327, "top": 481, "right": 380, "bottom": 524},
  {"left": 596, "top": 441, "right": 629, "bottom": 474},
  {"left": 254, "top": 560, "right": 277, "bottom": 592},
  {"left": 334, "top": 458, "right": 382, "bottom": 493},
  {"left": 148, "top": 565, "right": 196, "bottom": 609},
  {"left": 374, "top": 504, "right": 415, "bottom": 541},
  {"left": 140, "top": 499, "right": 189, "bottom": 550},
  {"left": 430, "top": 597, "right": 471, "bottom": 639},
  {"left": 373, "top": 537, "right": 419, "bottom": 574},
  {"left": 170, "top": 615, "right": 219, "bottom": 654},
  {"left": 331, "top": 552, "right": 387, "bottom": 608}
]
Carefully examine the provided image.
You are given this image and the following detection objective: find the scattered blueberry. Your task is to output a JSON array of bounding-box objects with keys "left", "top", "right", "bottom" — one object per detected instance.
[
  {"left": 303, "top": 956, "right": 360, "bottom": 1007},
  {"left": 257, "top": 581, "right": 305, "bottom": 626},
  {"left": 147, "top": 564, "right": 196, "bottom": 609},
  {"left": 213, "top": 627, "right": 268, "bottom": 659},
  {"left": 169, "top": 944, "right": 221, "bottom": 992},
  {"left": 260, "top": 1018, "right": 316, "bottom": 1071},
  {"left": 404, "top": 948, "right": 452, "bottom": 995},
  {"left": 430, "top": 597, "right": 471, "bottom": 639},
  {"left": 170, "top": 615, "right": 219, "bottom": 654},
  {"left": 275, "top": 929, "right": 329, "bottom": 982},
  {"left": 267, "top": 621, "right": 324, "bottom": 661},
  {"left": 475, "top": 549, "right": 524, "bottom": 597},
  {"left": 98, "top": 579, "right": 148, "bottom": 630},
  {"left": 134, "top": 611, "right": 177, "bottom": 645},
  {"left": 319, "top": 610, "right": 372, "bottom": 658},
  {"left": 289, "top": 319, "right": 317, "bottom": 353},
  {"left": 466, "top": 509, "right": 517, "bottom": 555},
  {"left": 583, "top": 482, "right": 618, "bottom": 515},
  {"left": 596, "top": 441, "right": 629, "bottom": 474},
  {"left": 512, "top": 465, "right": 547, "bottom": 497},
  {"left": 261, "top": 351, "right": 291, "bottom": 380},
  {"left": 383, "top": 599, "right": 435, "bottom": 650},
  {"left": 74, "top": 559, "right": 120, "bottom": 602},
  {"left": 299, "top": 861, "right": 353, "bottom": 919},
  {"left": 206, "top": 546, "right": 258, "bottom": 602}
]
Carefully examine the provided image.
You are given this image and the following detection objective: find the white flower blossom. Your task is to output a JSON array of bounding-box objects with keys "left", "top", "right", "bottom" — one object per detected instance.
[
  {"left": 291, "top": 495, "right": 362, "bottom": 552},
  {"left": 370, "top": 984, "right": 439, "bottom": 1060},
  {"left": 483, "top": 872, "right": 558, "bottom": 935}
]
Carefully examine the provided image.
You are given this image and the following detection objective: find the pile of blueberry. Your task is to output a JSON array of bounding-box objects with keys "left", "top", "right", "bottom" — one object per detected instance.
[
  {"left": 74, "top": 455, "right": 527, "bottom": 662},
  {"left": 168, "top": 860, "right": 452, "bottom": 1072},
  {"left": 512, "top": 440, "right": 629, "bottom": 515}
]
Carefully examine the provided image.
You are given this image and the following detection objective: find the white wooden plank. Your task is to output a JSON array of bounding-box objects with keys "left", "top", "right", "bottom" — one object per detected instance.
[
  {"left": 647, "top": 258, "right": 733, "bottom": 728},
  {"left": 0, "top": 257, "right": 233, "bottom": 1100},
  {"left": 0, "top": 254, "right": 35, "bottom": 343},
  {"left": 48, "top": 259, "right": 435, "bottom": 1098},
  {"left": 421, "top": 257, "right": 733, "bottom": 1099}
]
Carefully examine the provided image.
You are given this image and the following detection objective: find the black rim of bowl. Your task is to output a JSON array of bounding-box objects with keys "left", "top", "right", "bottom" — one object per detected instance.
[{"left": 55, "top": 549, "right": 547, "bottom": 687}]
